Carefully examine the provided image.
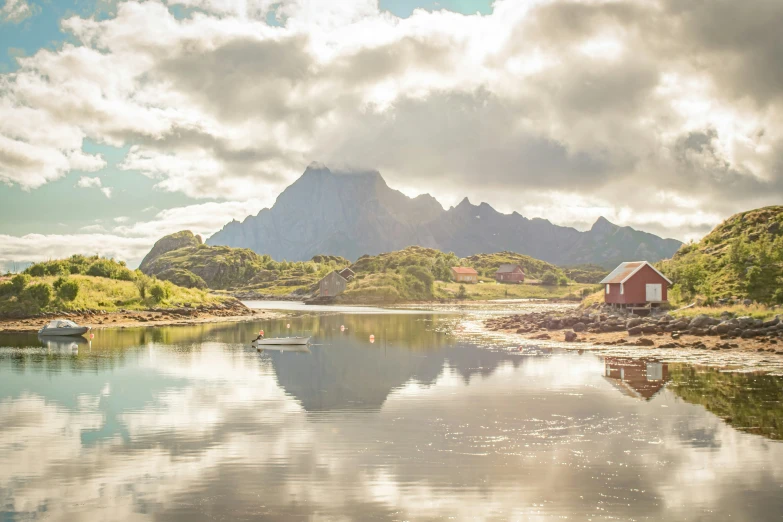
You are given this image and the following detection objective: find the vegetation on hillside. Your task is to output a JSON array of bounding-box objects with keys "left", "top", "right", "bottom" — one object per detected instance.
[
  {"left": 0, "top": 256, "right": 220, "bottom": 316},
  {"left": 462, "top": 251, "right": 567, "bottom": 281},
  {"left": 563, "top": 264, "right": 610, "bottom": 284},
  {"left": 335, "top": 246, "right": 587, "bottom": 303},
  {"left": 658, "top": 206, "right": 783, "bottom": 305},
  {"left": 141, "top": 231, "right": 351, "bottom": 295}
]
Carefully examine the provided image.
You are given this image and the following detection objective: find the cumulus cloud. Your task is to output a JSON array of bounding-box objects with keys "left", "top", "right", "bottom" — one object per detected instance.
[
  {"left": 0, "top": 199, "right": 264, "bottom": 268},
  {"left": 0, "top": 0, "right": 35, "bottom": 23},
  {"left": 76, "top": 176, "right": 102, "bottom": 189},
  {"left": 1, "top": 0, "right": 783, "bottom": 240}
]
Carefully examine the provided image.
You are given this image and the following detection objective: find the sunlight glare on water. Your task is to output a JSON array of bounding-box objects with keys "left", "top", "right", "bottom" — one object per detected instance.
[{"left": 1, "top": 313, "right": 782, "bottom": 521}]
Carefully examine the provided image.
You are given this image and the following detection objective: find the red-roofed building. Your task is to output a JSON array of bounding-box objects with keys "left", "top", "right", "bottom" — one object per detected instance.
[
  {"left": 600, "top": 261, "right": 672, "bottom": 306},
  {"left": 451, "top": 267, "right": 478, "bottom": 284}
]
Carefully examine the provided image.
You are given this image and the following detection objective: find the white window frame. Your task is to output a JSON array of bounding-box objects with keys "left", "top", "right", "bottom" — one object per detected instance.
[
  {"left": 606, "top": 284, "right": 610, "bottom": 294},
  {"left": 620, "top": 283, "right": 624, "bottom": 295}
]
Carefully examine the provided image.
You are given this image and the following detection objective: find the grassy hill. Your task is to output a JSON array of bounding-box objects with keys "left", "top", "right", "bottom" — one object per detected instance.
[
  {"left": 0, "top": 256, "right": 220, "bottom": 316},
  {"left": 657, "top": 206, "right": 783, "bottom": 305},
  {"left": 462, "top": 251, "right": 567, "bottom": 281},
  {"left": 141, "top": 231, "right": 350, "bottom": 296},
  {"left": 336, "top": 246, "right": 591, "bottom": 304}
]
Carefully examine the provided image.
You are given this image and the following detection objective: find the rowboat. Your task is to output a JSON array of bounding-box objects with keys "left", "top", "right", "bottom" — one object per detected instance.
[
  {"left": 38, "top": 319, "right": 90, "bottom": 337},
  {"left": 252, "top": 336, "right": 310, "bottom": 347},
  {"left": 256, "top": 345, "right": 311, "bottom": 354}
]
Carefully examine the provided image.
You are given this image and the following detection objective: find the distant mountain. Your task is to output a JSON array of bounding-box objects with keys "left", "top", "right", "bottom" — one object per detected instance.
[{"left": 208, "top": 164, "right": 682, "bottom": 268}]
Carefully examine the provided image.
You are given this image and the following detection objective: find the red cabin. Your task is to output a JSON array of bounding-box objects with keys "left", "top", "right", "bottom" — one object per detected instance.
[
  {"left": 600, "top": 261, "right": 672, "bottom": 307},
  {"left": 495, "top": 264, "right": 525, "bottom": 283}
]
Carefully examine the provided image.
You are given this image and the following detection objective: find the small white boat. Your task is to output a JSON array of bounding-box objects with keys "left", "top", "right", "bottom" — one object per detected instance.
[
  {"left": 257, "top": 345, "right": 311, "bottom": 354},
  {"left": 38, "top": 319, "right": 90, "bottom": 337},
  {"left": 251, "top": 336, "right": 310, "bottom": 347}
]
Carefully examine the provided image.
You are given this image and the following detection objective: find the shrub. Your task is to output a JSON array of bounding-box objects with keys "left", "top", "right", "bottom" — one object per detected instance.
[
  {"left": 541, "top": 271, "right": 558, "bottom": 285},
  {"left": 457, "top": 284, "right": 468, "bottom": 299},
  {"left": 134, "top": 272, "right": 151, "bottom": 298},
  {"left": 57, "top": 279, "right": 79, "bottom": 301},
  {"left": 26, "top": 264, "right": 46, "bottom": 277},
  {"left": 22, "top": 282, "right": 52, "bottom": 309},
  {"left": 0, "top": 281, "right": 13, "bottom": 296},
  {"left": 149, "top": 281, "right": 171, "bottom": 303},
  {"left": 87, "top": 259, "right": 120, "bottom": 279},
  {"left": 10, "top": 274, "right": 31, "bottom": 294},
  {"left": 558, "top": 276, "right": 569, "bottom": 286}
]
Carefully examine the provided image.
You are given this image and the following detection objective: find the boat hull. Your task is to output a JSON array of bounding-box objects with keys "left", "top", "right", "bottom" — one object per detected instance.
[
  {"left": 38, "top": 327, "right": 90, "bottom": 337},
  {"left": 252, "top": 336, "right": 310, "bottom": 346}
]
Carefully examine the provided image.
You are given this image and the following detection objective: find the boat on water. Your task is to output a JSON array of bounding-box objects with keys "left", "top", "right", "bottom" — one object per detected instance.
[
  {"left": 38, "top": 319, "right": 91, "bottom": 337},
  {"left": 256, "top": 344, "right": 311, "bottom": 354},
  {"left": 251, "top": 336, "right": 310, "bottom": 347}
]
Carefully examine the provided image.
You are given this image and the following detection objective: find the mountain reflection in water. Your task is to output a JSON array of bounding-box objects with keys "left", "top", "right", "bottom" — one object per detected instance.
[{"left": 1, "top": 313, "right": 783, "bottom": 521}]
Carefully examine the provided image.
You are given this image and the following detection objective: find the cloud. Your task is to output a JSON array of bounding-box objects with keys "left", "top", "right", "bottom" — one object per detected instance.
[
  {"left": 1, "top": 0, "right": 783, "bottom": 240},
  {"left": 0, "top": 199, "right": 265, "bottom": 268},
  {"left": 76, "top": 176, "right": 103, "bottom": 189},
  {"left": 0, "top": 0, "right": 35, "bottom": 23}
]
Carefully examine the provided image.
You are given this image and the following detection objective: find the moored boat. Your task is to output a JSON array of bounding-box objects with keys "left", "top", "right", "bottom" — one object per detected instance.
[
  {"left": 38, "top": 320, "right": 91, "bottom": 337},
  {"left": 251, "top": 336, "right": 310, "bottom": 347}
]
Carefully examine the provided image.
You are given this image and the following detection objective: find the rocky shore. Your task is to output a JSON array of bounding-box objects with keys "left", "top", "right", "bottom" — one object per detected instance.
[
  {"left": 0, "top": 299, "right": 279, "bottom": 334},
  {"left": 485, "top": 305, "right": 783, "bottom": 354}
]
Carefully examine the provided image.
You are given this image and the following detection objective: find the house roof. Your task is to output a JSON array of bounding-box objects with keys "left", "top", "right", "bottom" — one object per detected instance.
[
  {"left": 451, "top": 266, "right": 478, "bottom": 275},
  {"left": 339, "top": 267, "right": 355, "bottom": 277},
  {"left": 496, "top": 263, "right": 524, "bottom": 274},
  {"left": 600, "top": 261, "right": 673, "bottom": 285},
  {"left": 321, "top": 270, "right": 347, "bottom": 283}
]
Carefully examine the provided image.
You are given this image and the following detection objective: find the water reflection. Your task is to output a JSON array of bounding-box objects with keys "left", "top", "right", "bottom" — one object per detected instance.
[
  {"left": 603, "top": 358, "right": 670, "bottom": 401},
  {"left": 1, "top": 314, "right": 783, "bottom": 521}
]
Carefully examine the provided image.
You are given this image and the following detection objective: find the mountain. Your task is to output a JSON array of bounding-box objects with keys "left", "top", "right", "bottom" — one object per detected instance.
[
  {"left": 658, "top": 206, "right": 783, "bottom": 304},
  {"left": 208, "top": 164, "right": 682, "bottom": 268},
  {"left": 140, "top": 230, "right": 350, "bottom": 295}
]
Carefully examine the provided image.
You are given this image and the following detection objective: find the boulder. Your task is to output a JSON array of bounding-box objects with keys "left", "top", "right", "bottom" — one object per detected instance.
[
  {"left": 564, "top": 331, "right": 578, "bottom": 342},
  {"left": 635, "top": 338, "right": 655, "bottom": 346},
  {"left": 628, "top": 326, "right": 644, "bottom": 336},
  {"left": 572, "top": 322, "right": 586, "bottom": 332},
  {"left": 627, "top": 318, "right": 644, "bottom": 329}
]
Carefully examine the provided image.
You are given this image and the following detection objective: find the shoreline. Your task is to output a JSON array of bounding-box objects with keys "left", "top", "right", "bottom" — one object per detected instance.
[
  {"left": 0, "top": 305, "right": 286, "bottom": 334},
  {"left": 484, "top": 310, "right": 783, "bottom": 358}
]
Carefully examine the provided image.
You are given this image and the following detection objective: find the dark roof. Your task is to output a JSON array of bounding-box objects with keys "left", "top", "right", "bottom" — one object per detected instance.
[
  {"left": 451, "top": 267, "right": 478, "bottom": 275},
  {"left": 496, "top": 263, "right": 524, "bottom": 274},
  {"left": 339, "top": 267, "right": 355, "bottom": 277}
]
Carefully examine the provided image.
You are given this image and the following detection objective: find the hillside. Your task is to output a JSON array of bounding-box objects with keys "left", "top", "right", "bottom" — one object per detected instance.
[
  {"left": 658, "top": 206, "right": 783, "bottom": 304},
  {"left": 463, "top": 252, "right": 566, "bottom": 281},
  {"left": 0, "top": 256, "right": 220, "bottom": 317},
  {"left": 208, "top": 165, "right": 681, "bottom": 268},
  {"left": 140, "top": 231, "right": 350, "bottom": 296},
  {"left": 335, "top": 246, "right": 591, "bottom": 304}
]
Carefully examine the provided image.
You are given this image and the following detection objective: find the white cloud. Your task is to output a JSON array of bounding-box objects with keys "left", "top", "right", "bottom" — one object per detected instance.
[
  {"left": 0, "top": 0, "right": 34, "bottom": 23},
  {"left": 76, "top": 176, "right": 103, "bottom": 188},
  {"left": 2, "top": 0, "right": 783, "bottom": 240},
  {"left": 100, "top": 187, "right": 112, "bottom": 198},
  {"left": 0, "top": 199, "right": 265, "bottom": 268}
]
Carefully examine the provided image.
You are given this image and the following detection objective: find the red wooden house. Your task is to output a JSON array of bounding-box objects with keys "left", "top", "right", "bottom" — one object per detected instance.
[
  {"left": 600, "top": 261, "right": 672, "bottom": 307},
  {"left": 495, "top": 264, "right": 525, "bottom": 283}
]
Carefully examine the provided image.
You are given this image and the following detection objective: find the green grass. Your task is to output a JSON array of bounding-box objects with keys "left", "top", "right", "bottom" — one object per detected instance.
[
  {"left": 657, "top": 205, "right": 783, "bottom": 305},
  {"left": 463, "top": 251, "right": 567, "bottom": 281},
  {"left": 434, "top": 281, "right": 591, "bottom": 301},
  {"left": 0, "top": 274, "right": 222, "bottom": 315},
  {"left": 669, "top": 303, "right": 779, "bottom": 321}
]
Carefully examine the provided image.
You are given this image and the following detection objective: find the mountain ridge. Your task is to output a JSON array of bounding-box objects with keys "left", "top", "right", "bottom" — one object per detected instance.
[{"left": 208, "top": 165, "right": 682, "bottom": 268}]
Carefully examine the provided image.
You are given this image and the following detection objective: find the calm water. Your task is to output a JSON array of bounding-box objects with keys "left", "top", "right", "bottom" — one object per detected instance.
[{"left": 1, "top": 313, "right": 783, "bottom": 521}]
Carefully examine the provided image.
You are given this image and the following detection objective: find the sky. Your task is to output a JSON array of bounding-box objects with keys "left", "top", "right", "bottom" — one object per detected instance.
[{"left": 1, "top": 0, "right": 782, "bottom": 269}]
